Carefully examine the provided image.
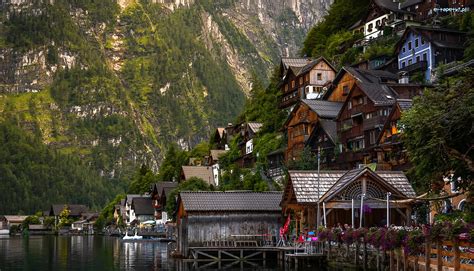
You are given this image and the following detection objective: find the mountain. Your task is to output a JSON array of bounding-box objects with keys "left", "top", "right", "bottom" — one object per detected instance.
[{"left": 0, "top": 0, "right": 332, "bottom": 189}]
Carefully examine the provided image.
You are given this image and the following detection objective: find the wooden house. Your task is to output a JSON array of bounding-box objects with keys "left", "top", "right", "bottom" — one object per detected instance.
[
  {"left": 176, "top": 191, "right": 283, "bottom": 257},
  {"left": 394, "top": 26, "right": 467, "bottom": 82},
  {"left": 151, "top": 182, "right": 178, "bottom": 222},
  {"left": 324, "top": 66, "right": 398, "bottom": 103},
  {"left": 279, "top": 57, "right": 336, "bottom": 109},
  {"left": 181, "top": 166, "right": 215, "bottom": 186},
  {"left": 212, "top": 127, "right": 227, "bottom": 150},
  {"left": 350, "top": 0, "right": 417, "bottom": 41},
  {"left": 281, "top": 167, "right": 416, "bottom": 233},
  {"left": 123, "top": 194, "right": 143, "bottom": 225},
  {"left": 130, "top": 197, "right": 154, "bottom": 224},
  {"left": 284, "top": 99, "right": 343, "bottom": 163},
  {"left": 375, "top": 99, "right": 413, "bottom": 171},
  {"left": 235, "top": 122, "right": 263, "bottom": 168}
]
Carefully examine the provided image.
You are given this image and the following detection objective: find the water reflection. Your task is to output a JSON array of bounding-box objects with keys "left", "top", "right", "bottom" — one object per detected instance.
[{"left": 0, "top": 236, "right": 176, "bottom": 271}]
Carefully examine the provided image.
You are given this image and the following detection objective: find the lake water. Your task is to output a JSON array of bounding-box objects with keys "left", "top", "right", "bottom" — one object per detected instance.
[
  {"left": 0, "top": 236, "right": 336, "bottom": 270},
  {"left": 0, "top": 235, "right": 175, "bottom": 271}
]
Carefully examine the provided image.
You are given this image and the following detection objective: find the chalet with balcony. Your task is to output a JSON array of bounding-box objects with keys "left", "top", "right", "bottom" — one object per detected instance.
[
  {"left": 350, "top": 0, "right": 418, "bottom": 41},
  {"left": 151, "top": 182, "right": 178, "bottom": 223},
  {"left": 336, "top": 81, "right": 399, "bottom": 169},
  {"left": 376, "top": 99, "right": 413, "bottom": 171},
  {"left": 281, "top": 167, "right": 416, "bottom": 231},
  {"left": 284, "top": 99, "right": 343, "bottom": 163},
  {"left": 279, "top": 57, "right": 336, "bottom": 109},
  {"left": 395, "top": 26, "right": 467, "bottom": 82},
  {"left": 211, "top": 127, "right": 227, "bottom": 150}
]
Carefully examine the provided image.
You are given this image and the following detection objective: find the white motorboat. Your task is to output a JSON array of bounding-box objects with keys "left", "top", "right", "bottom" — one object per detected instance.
[{"left": 122, "top": 231, "right": 143, "bottom": 241}]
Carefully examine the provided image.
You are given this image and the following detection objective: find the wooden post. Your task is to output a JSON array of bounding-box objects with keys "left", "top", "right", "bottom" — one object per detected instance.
[
  {"left": 424, "top": 240, "right": 430, "bottom": 271},
  {"left": 414, "top": 255, "right": 419, "bottom": 271},
  {"left": 403, "top": 248, "right": 408, "bottom": 271},
  {"left": 397, "top": 249, "right": 401, "bottom": 271},
  {"left": 355, "top": 241, "right": 360, "bottom": 266},
  {"left": 436, "top": 241, "right": 442, "bottom": 271},
  {"left": 453, "top": 240, "right": 460, "bottom": 271},
  {"left": 390, "top": 250, "right": 395, "bottom": 271}
]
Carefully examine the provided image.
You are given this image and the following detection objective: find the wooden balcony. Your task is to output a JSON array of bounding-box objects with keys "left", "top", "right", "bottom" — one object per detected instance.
[
  {"left": 401, "top": 60, "right": 428, "bottom": 73},
  {"left": 363, "top": 116, "right": 386, "bottom": 131}
]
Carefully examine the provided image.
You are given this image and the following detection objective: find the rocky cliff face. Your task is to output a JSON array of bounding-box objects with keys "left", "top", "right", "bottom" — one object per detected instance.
[{"left": 0, "top": 0, "right": 331, "bottom": 180}]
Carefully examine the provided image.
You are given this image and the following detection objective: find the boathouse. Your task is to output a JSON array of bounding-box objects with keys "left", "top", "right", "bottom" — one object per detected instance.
[
  {"left": 176, "top": 191, "right": 283, "bottom": 257},
  {"left": 281, "top": 167, "right": 416, "bottom": 232}
]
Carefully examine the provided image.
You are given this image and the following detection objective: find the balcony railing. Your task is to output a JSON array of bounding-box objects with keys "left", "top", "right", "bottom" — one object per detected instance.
[{"left": 401, "top": 61, "right": 428, "bottom": 73}]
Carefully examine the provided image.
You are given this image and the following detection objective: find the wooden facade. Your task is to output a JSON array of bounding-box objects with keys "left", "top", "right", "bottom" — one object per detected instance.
[
  {"left": 285, "top": 103, "right": 319, "bottom": 162},
  {"left": 284, "top": 100, "right": 343, "bottom": 163},
  {"left": 280, "top": 58, "right": 336, "bottom": 109},
  {"left": 282, "top": 168, "right": 416, "bottom": 234},
  {"left": 336, "top": 83, "right": 393, "bottom": 168},
  {"left": 177, "top": 192, "right": 282, "bottom": 257}
]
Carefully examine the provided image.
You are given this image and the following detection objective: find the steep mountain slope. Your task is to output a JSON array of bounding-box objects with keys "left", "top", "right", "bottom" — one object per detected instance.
[{"left": 0, "top": 0, "right": 331, "bottom": 187}]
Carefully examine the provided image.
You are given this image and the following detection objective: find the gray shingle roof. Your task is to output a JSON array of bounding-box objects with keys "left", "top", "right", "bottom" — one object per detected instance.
[
  {"left": 179, "top": 191, "right": 283, "bottom": 212},
  {"left": 182, "top": 166, "right": 215, "bottom": 185},
  {"left": 288, "top": 168, "right": 416, "bottom": 204},
  {"left": 288, "top": 171, "right": 347, "bottom": 203},
  {"left": 154, "top": 182, "right": 178, "bottom": 197},
  {"left": 131, "top": 197, "right": 154, "bottom": 215},
  {"left": 318, "top": 119, "right": 337, "bottom": 143},
  {"left": 281, "top": 58, "right": 311, "bottom": 70},
  {"left": 357, "top": 82, "right": 398, "bottom": 106},
  {"left": 50, "top": 204, "right": 89, "bottom": 217},
  {"left": 302, "top": 99, "right": 344, "bottom": 119}
]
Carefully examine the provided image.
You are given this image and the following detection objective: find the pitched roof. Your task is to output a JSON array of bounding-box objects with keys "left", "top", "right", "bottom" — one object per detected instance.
[
  {"left": 179, "top": 191, "right": 283, "bottom": 212},
  {"left": 288, "top": 171, "right": 347, "bottom": 203},
  {"left": 181, "top": 166, "right": 215, "bottom": 185},
  {"left": 302, "top": 99, "right": 344, "bottom": 119},
  {"left": 399, "top": 0, "right": 423, "bottom": 8},
  {"left": 319, "top": 119, "right": 337, "bottom": 143},
  {"left": 154, "top": 182, "right": 178, "bottom": 197},
  {"left": 324, "top": 66, "right": 398, "bottom": 100},
  {"left": 50, "top": 204, "right": 88, "bottom": 217},
  {"left": 356, "top": 81, "right": 398, "bottom": 106},
  {"left": 373, "top": 0, "right": 410, "bottom": 13},
  {"left": 288, "top": 168, "right": 416, "bottom": 204},
  {"left": 131, "top": 197, "right": 154, "bottom": 215},
  {"left": 248, "top": 122, "right": 263, "bottom": 133},
  {"left": 297, "top": 57, "right": 336, "bottom": 76},
  {"left": 125, "top": 194, "right": 142, "bottom": 205},
  {"left": 210, "top": 149, "right": 227, "bottom": 161},
  {"left": 281, "top": 58, "right": 311, "bottom": 70}
]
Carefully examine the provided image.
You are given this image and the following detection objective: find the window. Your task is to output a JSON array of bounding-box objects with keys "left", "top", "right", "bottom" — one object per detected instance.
[
  {"left": 284, "top": 85, "right": 288, "bottom": 92},
  {"left": 291, "top": 80, "right": 295, "bottom": 88},
  {"left": 379, "top": 108, "right": 389, "bottom": 116},
  {"left": 348, "top": 101, "right": 352, "bottom": 109},
  {"left": 317, "top": 73, "right": 322, "bottom": 80},
  {"left": 368, "top": 23, "right": 373, "bottom": 32},
  {"left": 369, "top": 130, "right": 376, "bottom": 145},
  {"left": 402, "top": 61, "right": 406, "bottom": 68},
  {"left": 408, "top": 41, "right": 412, "bottom": 50},
  {"left": 415, "top": 38, "right": 419, "bottom": 47},
  {"left": 365, "top": 112, "right": 374, "bottom": 119},
  {"left": 421, "top": 38, "right": 425, "bottom": 45},
  {"left": 416, "top": 55, "right": 420, "bottom": 62},
  {"left": 423, "top": 53, "right": 427, "bottom": 61},
  {"left": 408, "top": 59, "right": 413, "bottom": 65},
  {"left": 402, "top": 47, "right": 406, "bottom": 53},
  {"left": 299, "top": 77, "right": 303, "bottom": 85},
  {"left": 343, "top": 85, "right": 349, "bottom": 95}
]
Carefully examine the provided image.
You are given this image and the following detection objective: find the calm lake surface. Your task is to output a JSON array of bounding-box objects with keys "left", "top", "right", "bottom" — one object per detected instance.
[
  {"left": 0, "top": 235, "right": 175, "bottom": 271},
  {"left": 0, "top": 235, "right": 309, "bottom": 271}
]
